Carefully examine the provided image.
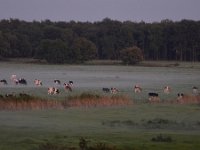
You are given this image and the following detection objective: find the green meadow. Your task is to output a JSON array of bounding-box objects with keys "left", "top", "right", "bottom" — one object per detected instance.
[{"left": 0, "top": 62, "right": 200, "bottom": 150}]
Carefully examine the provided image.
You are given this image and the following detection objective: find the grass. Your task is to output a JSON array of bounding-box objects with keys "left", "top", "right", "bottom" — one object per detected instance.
[
  {"left": 0, "top": 62, "right": 200, "bottom": 149},
  {"left": 0, "top": 93, "right": 133, "bottom": 110},
  {"left": 0, "top": 102, "right": 200, "bottom": 149}
]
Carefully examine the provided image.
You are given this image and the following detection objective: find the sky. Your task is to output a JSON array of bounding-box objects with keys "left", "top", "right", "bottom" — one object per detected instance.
[{"left": 0, "top": 0, "right": 200, "bottom": 23}]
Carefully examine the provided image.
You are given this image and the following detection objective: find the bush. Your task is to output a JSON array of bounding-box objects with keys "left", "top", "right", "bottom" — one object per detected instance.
[
  {"left": 151, "top": 134, "right": 172, "bottom": 142},
  {"left": 120, "top": 46, "right": 144, "bottom": 65}
]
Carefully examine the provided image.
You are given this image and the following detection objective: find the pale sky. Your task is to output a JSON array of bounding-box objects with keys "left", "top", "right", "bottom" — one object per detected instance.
[{"left": 0, "top": 0, "right": 200, "bottom": 22}]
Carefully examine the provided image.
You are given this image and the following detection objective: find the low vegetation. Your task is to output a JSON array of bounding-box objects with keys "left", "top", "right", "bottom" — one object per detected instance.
[
  {"left": 38, "top": 137, "right": 117, "bottom": 150},
  {"left": 0, "top": 93, "right": 133, "bottom": 110},
  {"left": 151, "top": 134, "right": 173, "bottom": 143},
  {"left": 1, "top": 92, "right": 200, "bottom": 111}
]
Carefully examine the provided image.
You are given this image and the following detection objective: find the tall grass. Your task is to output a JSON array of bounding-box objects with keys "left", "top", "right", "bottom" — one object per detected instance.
[
  {"left": 65, "top": 93, "right": 133, "bottom": 108},
  {"left": 0, "top": 93, "right": 133, "bottom": 111},
  {"left": 0, "top": 94, "right": 64, "bottom": 111},
  {"left": 1, "top": 92, "right": 199, "bottom": 111}
]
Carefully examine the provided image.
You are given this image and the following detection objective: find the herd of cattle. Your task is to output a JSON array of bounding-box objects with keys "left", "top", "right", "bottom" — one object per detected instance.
[
  {"left": 0, "top": 75, "right": 74, "bottom": 95},
  {"left": 0, "top": 75, "right": 199, "bottom": 102}
]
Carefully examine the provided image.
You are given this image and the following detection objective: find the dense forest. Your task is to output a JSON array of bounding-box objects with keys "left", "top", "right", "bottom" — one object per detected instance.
[{"left": 0, "top": 18, "right": 200, "bottom": 63}]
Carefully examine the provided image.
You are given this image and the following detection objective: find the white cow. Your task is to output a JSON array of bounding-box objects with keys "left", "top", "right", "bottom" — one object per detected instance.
[
  {"left": 163, "top": 86, "right": 171, "bottom": 94},
  {"left": 192, "top": 86, "right": 198, "bottom": 94},
  {"left": 134, "top": 84, "right": 142, "bottom": 93},
  {"left": 34, "top": 79, "right": 42, "bottom": 86}
]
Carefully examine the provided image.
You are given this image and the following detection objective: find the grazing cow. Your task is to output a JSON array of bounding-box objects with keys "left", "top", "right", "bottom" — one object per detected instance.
[
  {"left": 148, "top": 92, "right": 160, "bottom": 103},
  {"left": 11, "top": 75, "right": 27, "bottom": 85},
  {"left": 5, "top": 93, "right": 15, "bottom": 98},
  {"left": 18, "top": 78, "right": 27, "bottom": 85},
  {"left": 102, "top": 88, "right": 110, "bottom": 93},
  {"left": 163, "top": 86, "right": 171, "bottom": 94},
  {"left": 48, "top": 87, "right": 59, "bottom": 95},
  {"left": 11, "top": 75, "right": 17, "bottom": 84},
  {"left": 69, "top": 81, "right": 74, "bottom": 86},
  {"left": 134, "top": 84, "right": 142, "bottom": 93},
  {"left": 64, "top": 83, "right": 72, "bottom": 92},
  {"left": 34, "top": 79, "right": 42, "bottom": 86},
  {"left": 192, "top": 86, "right": 198, "bottom": 94},
  {"left": 11, "top": 75, "right": 17, "bottom": 81},
  {"left": 54, "top": 79, "right": 61, "bottom": 85},
  {"left": 110, "top": 87, "right": 119, "bottom": 94},
  {"left": 13, "top": 79, "right": 19, "bottom": 85},
  {"left": 0, "top": 79, "right": 7, "bottom": 85},
  {"left": 177, "top": 93, "right": 184, "bottom": 100}
]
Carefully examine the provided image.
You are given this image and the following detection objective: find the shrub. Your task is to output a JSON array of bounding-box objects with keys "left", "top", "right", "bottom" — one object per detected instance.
[
  {"left": 120, "top": 46, "right": 144, "bottom": 65},
  {"left": 151, "top": 134, "right": 172, "bottom": 142}
]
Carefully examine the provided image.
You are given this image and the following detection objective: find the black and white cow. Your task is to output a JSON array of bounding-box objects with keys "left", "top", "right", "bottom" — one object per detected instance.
[
  {"left": 148, "top": 92, "right": 160, "bottom": 103},
  {"left": 177, "top": 93, "right": 184, "bottom": 100},
  {"left": 69, "top": 81, "right": 74, "bottom": 86},
  {"left": 18, "top": 78, "right": 27, "bottom": 85},
  {"left": 48, "top": 87, "right": 60, "bottom": 95},
  {"left": 110, "top": 87, "right": 119, "bottom": 94},
  {"left": 63, "top": 83, "right": 72, "bottom": 92},
  {"left": 102, "top": 87, "right": 118, "bottom": 94},
  {"left": 0, "top": 79, "right": 7, "bottom": 85},
  {"left": 13, "top": 78, "right": 27, "bottom": 85},
  {"left": 102, "top": 88, "right": 110, "bottom": 93},
  {"left": 54, "top": 79, "right": 61, "bottom": 85},
  {"left": 10, "top": 75, "right": 27, "bottom": 85}
]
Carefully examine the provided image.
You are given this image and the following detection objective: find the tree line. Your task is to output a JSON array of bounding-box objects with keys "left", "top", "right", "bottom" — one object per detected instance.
[{"left": 0, "top": 18, "right": 200, "bottom": 63}]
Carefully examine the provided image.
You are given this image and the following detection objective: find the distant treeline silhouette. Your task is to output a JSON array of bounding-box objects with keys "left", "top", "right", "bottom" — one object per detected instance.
[{"left": 0, "top": 18, "right": 200, "bottom": 63}]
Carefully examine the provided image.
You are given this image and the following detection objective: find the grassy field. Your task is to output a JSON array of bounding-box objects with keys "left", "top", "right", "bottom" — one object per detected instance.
[
  {"left": 0, "top": 104, "right": 200, "bottom": 150},
  {"left": 0, "top": 61, "right": 200, "bottom": 149}
]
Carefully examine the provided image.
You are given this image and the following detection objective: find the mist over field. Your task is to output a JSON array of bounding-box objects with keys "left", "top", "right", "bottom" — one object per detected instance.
[{"left": 0, "top": 62, "right": 200, "bottom": 150}]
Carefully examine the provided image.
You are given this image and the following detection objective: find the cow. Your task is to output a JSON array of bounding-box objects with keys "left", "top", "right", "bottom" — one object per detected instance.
[
  {"left": 177, "top": 93, "right": 184, "bottom": 100},
  {"left": 134, "top": 84, "right": 142, "bottom": 93},
  {"left": 10, "top": 75, "right": 27, "bottom": 85},
  {"left": 148, "top": 92, "right": 160, "bottom": 103},
  {"left": 34, "top": 79, "right": 42, "bottom": 86},
  {"left": 11, "top": 75, "right": 17, "bottom": 81},
  {"left": 54, "top": 79, "right": 61, "bottom": 85},
  {"left": 149, "top": 92, "right": 159, "bottom": 97},
  {"left": 5, "top": 93, "right": 15, "bottom": 98},
  {"left": 11, "top": 75, "right": 27, "bottom": 85},
  {"left": 11, "top": 75, "right": 17, "bottom": 84},
  {"left": 69, "top": 80, "right": 74, "bottom": 86},
  {"left": 102, "top": 88, "right": 110, "bottom": 93},
  {"left": 163, "top": 86, "right": 171, "bottom": 94},
  {"left": 110, "top": 87, "right": 119, "bottom": 94},
  {"left": 48, "top": 87, "right": 59, "bottom": 95},
  {"left": 64, "top": 83, "right": 72, "bottom": 92},
  {"left": 0, "top": 79, "right": 7, "bottom": 85},
  {"left": 18, "top": 78, "right": 27, "bottom": 85},
  {"left": 192, "top": 86, "right": 198, "bottom": 94}
]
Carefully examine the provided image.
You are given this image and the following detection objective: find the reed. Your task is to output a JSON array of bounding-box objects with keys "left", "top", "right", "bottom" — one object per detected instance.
[{"left": 0, "top": 93, "right": 133, "bottom": 110}]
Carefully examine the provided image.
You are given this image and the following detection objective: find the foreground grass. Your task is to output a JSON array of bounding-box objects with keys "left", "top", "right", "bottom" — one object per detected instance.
[{"left": 0, "top": 103, "right": 200, "bottom": 150}]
